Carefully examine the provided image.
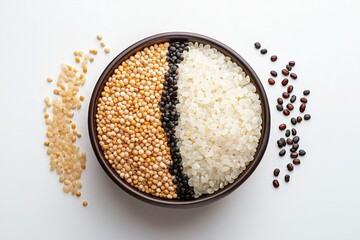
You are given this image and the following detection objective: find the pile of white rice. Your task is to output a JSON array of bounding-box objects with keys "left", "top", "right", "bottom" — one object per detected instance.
[{"left": 175, "top": 42, "right": 262, "bottom": 197}]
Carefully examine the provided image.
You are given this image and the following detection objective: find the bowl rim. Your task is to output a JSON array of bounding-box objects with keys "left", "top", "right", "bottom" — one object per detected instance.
[{"left": 88, "top": 32, "right": 270, "bottom": 208}]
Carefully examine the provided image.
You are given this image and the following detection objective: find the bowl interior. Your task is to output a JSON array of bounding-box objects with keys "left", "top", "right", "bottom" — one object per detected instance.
[{"left": 88, "top": 32, "right": 270, "bottom": 207}]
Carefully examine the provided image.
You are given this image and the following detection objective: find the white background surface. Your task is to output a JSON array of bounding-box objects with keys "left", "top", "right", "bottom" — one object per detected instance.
[{"left": 0, "top": 0, "right": 359, "bottom": 239}]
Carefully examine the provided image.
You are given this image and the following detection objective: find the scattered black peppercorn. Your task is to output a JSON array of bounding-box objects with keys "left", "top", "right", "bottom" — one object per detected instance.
[
  {"left": 287, "top": 163, "right": 294, "bottom": 171},
  {"left": 273, "top": 179, "right": 280, "bottom": 188},
  {"left": 297, "top": 116, "right": 302, "bottom": 123},
  {"left": 285, "top": 129, "right": 291, "bottom": 137},
  {"left": 274, "top": 168, "right": 280, "bottom": 176},
  {"left": 284, "top": 174, "right": 290, "bottom": 182},
  {"left": 290, "top": 95, "right": 296, "bottom": 103},
  {"left": 254, "top": 42, "right": 261, "bottom": 49},
  {"left": 304, "top": 114, "right": 311, "bottom": 120},
  {"left": 279, "top": 149, "right": 286, "bottom": 156}
]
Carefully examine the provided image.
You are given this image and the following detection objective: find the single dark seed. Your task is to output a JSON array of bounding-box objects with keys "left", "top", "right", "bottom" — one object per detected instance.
[
  {"left": 292, "top": 143, "right": 299, "bottom": 151},
  {"left": 284, "top": 174, "right": 290, "bottom": 182},
  {"left": 287, "top": 163, "right": 294, "bottom": 171},
  {"left": 285, "top": 129, "right": 290, "bottom": 137},
  {"left": 293, "top": 159, "right": 301, "bottom": 165},
  {"left": 287, "top": 103, "right": 294, "bottom": 111},
  {"left": 297, "top": 116, "right": 303, "bottom": 123},
  {"left": 260, "top": 49, "right": 268, "bottom": 54},
  {"left": 290, "top": 95, "right": 296, "bottom": 103},
  {"left": 283, "top": 109, "right": 290, "bottom": 116},
  {"left": 293, "top": 136, "right": 300, "bottom": 143},
  {"left": 276, "top": 105, "right": 284, "bottom": 111},
  {"left": 290, "top": 73, "right": 297, "bottom": 79},
  {"left": 286, "top": 65, "right": 292, "bottom": 71},
  {"left": 277, "top": 140, "right": 284, "bottom": 148},
  {"left": 282, "top": 92, "right": 289, "bottom": 99},
  {"left": 274, "top": 168, "right": 280, "bottom": 177},
  {"left": 287, "top": 85, "right": 294, "bottom": 93},
  {"left": 280, "top": 138, "right": 286, "bottom": 147},
  {"left": 292, "top": 128, "right": 297, "bottom": 136},
  {"left": 291, "top": 117, "right": 297, "bottom": 125},
  {"left": 291, "top": 152, "right": 298, "bottom": 159},
  {"left": 282, "top": 69, "right": 289, "bottom": 76},
  {"left": 279, "top": 149, "right": 286, "bottom": 157},
  {"left": 268, "top": 78, "right": 275, "bottom": 85},
  {"left": 300, "top": 103, "right": 306, "bottom": 113},
  {"left": 287, "top": 138, "right": 293, "bottom": 145},
  {"left": 299, "top": 150, "right": 306, "bottom": 156},
  {"left": 279, "top": 123, "right": 286, "bottom": 130},
  {"left": 277, "top": 98, "right": 283, "bottom": 105},
  {"left": 281, "top": 78, "right": 289, "bottom": 86},
  {"left": 270, "top": 55, "right": 277, "bottom": 62},
  {"left": 273, "top": 179, "right": 280, "bottom": 188},
  {"left": 289, "top": 61, "right": 295, "bottom": 67},
  {"left": 300, "top": 97, "right": 308, "bottom": 103},
  {"left": 303, "top": 90, "right": 310, "bottom": 96},
  {"left": 254, "top": 42, "right": 261, "bottom": 49},
  {"left": 304, "top": 114, "right": 311, "bottom": 120},
  {"left": 270, "top": 70, "right": 278, "bottom": 77}
]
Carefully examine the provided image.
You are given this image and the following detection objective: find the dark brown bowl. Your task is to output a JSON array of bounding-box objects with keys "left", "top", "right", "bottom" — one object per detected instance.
[{"left": 88, "top": 32, "right": 270, "bottom": 208}]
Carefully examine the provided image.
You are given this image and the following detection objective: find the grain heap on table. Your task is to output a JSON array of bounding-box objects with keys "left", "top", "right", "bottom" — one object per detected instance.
[{"left": 95, "top": 41, "right": 263, "bottom": 199}]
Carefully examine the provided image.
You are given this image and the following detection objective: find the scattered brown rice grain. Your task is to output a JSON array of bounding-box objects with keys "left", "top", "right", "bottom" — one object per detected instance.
[
  {"left": 96, "top": 34, "right": 103, "bottom": 40},
  {"left": 47, "top": 77, "right": 53, "bottom": 83},
  {"left": 100, "top": 42, "right": 105, "bottom": 47},
  {"left": 104, "top": 48, "right": 110, "bottom": 54},
  {"left": 82, "top": 200, "right": 88, "bottom": 207}
]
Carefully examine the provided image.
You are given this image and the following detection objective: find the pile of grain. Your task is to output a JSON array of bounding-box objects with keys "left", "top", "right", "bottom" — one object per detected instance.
[
  {"left": 175, "top": 42, "right": 262, "bottom": 197},
  {"left": 95, "top": 43, "right": 178, "bottom": 199}
]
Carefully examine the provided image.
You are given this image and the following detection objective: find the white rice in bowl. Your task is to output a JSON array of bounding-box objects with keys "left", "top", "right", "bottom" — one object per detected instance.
[{"left": 175, "top": 42, "right": 262, "bottom": 198}]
